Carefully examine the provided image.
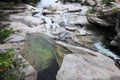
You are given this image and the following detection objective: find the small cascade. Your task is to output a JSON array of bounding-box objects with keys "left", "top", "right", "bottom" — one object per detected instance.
[
  {"left": 94, "top": 42, "right": 119, "bottom": 59},
  {"left": 94, "top": 42, "right": 120, "bottom": 69}
]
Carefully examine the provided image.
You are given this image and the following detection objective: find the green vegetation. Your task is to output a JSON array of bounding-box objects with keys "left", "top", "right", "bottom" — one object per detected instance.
[
  {"left": 111, "top": 8, "right": 119, "bottom": 14},
  {"left": 100, "top": 0, "right": 114, "bottom": 4},
  {"left": 0, "top": 28, "right": 12, "bottom": 44},
  {"left": 86, "top": 8, "right": 96, "bottom": 15},
  {"left": 0, "top": 49, "right": 25, "bottom": 80},
  {"left": 0, "top": 27, "right": 25, "bottom": 80}
]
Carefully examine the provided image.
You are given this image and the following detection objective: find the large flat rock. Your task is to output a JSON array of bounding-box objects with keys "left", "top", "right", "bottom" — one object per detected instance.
[{"left": 57, "top": 52, "right": 120, "bottom": 80}]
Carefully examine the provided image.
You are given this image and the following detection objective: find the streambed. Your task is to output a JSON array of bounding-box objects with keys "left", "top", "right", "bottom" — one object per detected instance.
[
  {"left": 6, "top": 0, "right": 120, "bottom": 80},
  {"left": 33, "top": 0, "right": 120, "bottom": 80}
]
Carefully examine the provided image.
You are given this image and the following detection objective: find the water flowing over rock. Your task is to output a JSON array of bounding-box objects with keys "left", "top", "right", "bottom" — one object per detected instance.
[
  {"left": 87, "top": 2, "right": 120, "bottom": 49},
  {"left": 94, "top": 42, "right": 119, "bottom": 59}
]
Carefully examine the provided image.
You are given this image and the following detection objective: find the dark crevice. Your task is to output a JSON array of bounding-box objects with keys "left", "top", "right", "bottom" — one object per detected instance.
[{"left": 37, "top": 59, "right": 59, "bottom": 80}]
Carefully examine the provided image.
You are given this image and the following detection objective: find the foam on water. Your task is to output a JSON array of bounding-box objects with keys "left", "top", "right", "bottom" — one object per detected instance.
[
  {"left": 37, "top": 0, "right": 60, "bottom": 7},
  {"left": 94, "top": 42, "right": 119, "bottom": 59}
]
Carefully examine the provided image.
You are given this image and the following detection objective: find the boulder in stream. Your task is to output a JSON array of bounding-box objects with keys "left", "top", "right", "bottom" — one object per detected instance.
[
  {"left": 57, "top": 52, "right": 120, "bottom": 80},
  {"left": 22, "top": 33, "right": 64, "bottom": 71},
  {"left": 21, "top": 33, "right": 65, "bottom": 80}
]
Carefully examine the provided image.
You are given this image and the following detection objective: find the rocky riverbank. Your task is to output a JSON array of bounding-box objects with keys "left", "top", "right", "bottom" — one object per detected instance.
[{"left": 0, "top": 0, "right": 120, "bottom": 80}]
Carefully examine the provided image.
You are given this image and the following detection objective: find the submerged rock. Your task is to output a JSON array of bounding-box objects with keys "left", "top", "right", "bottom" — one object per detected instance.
[
  {"left": 22, "top": 33, "right": 65, "bottom": 80},
  {"left": 22, "top": 33, "right": 62, "bottom": 71}
]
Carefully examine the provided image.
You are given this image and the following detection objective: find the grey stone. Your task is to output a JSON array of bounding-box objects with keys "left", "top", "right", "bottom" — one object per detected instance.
[
  {"left": 57, "top": 53, "right": 120, "bottom": 80},
  {"left": 8, "top": 35, "right": 25, "bottom": 43},
  {"left": 21, "top": 16, "right": 44, "bottom": 26},
  {"left": 17, "top": 55, "right": 37, "bottom": 80},
  {"left": 66, "top": 26, "right": 77, "bottom": 31},
  {"left": 0, "top": 44, "right": 13, "bottom": 53},
  {"left": 87, "top": 16, "right": 110, "bottom": 27},
  {"left": 11, "top": 42, "right": 24, "bottom": 50},
  {"left": 69, "top": 16, "right": 89, "bottom": 25}
]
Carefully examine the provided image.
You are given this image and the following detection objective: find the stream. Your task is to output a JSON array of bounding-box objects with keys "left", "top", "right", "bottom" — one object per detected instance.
[{"left": 31, "top": 0, "right": 120, "bottom": 80}]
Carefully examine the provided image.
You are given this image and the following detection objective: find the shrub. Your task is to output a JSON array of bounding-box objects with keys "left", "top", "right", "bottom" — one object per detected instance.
[
  {"left": 0, "top": 28, "right": 12, "bottom": 44},
  {"left": 0, "top": 49, "right": 25, "bottom": 80}
]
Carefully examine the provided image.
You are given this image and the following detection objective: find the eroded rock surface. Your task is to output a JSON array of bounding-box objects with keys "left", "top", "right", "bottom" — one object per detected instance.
[{"left": 57, "top": 53, "right": 120, "bottom": 80}]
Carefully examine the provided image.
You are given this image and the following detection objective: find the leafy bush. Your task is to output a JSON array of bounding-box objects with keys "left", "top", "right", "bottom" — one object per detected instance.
[
  {"left": 0, "top": 28, "right": 12, "bottom": 44},
  {"left": 0, "top": 49, "right": 25, "bottom": 80}
]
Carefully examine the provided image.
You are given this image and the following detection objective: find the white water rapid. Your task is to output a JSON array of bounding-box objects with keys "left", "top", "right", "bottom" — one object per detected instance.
[{"left": 94, "top": 42, "right": 119, "bottom": 60}]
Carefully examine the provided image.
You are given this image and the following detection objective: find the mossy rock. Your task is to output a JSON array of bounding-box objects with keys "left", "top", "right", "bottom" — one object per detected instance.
[{"left": 22, "top": 33, "right": 64, "bottom": 71}]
